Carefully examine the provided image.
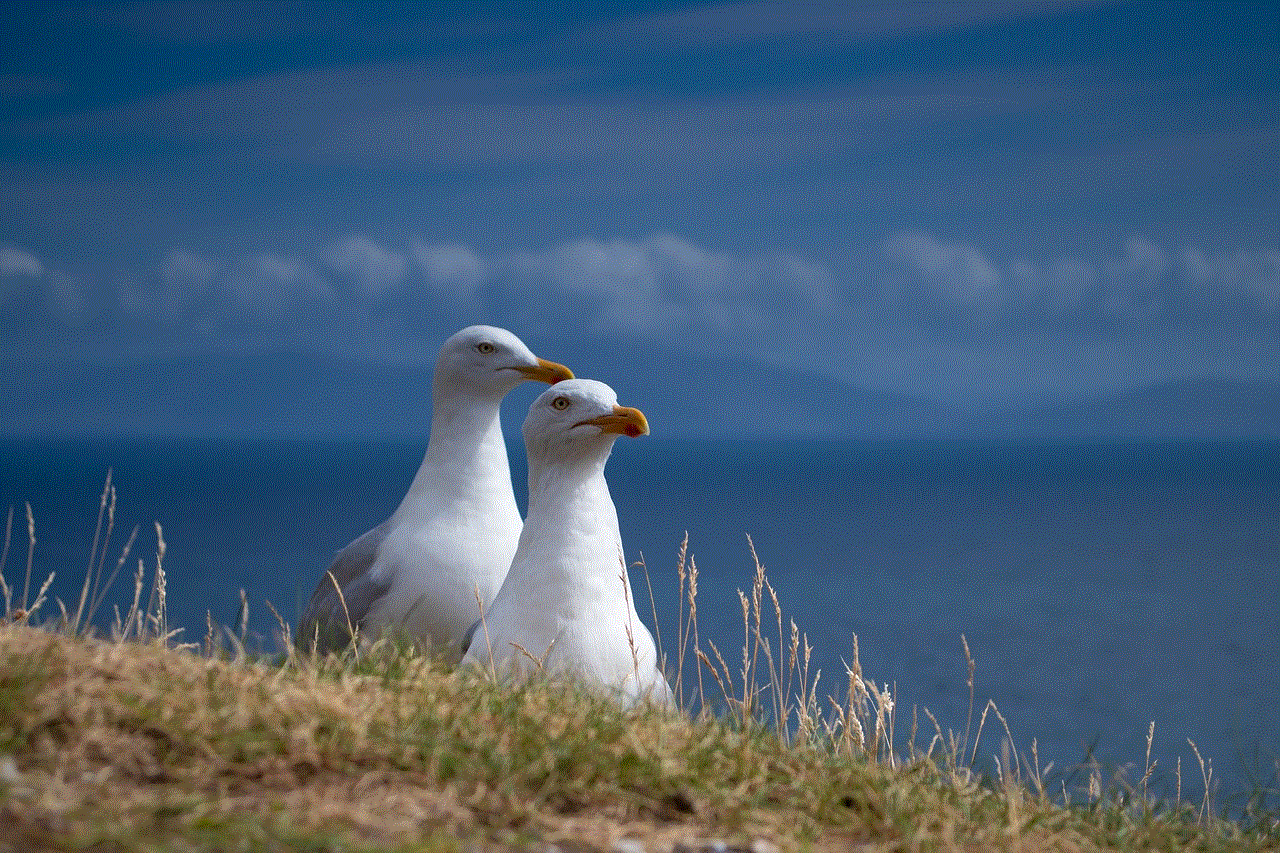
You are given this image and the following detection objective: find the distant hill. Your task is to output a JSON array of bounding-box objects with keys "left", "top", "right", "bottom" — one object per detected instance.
[
  {"left": 986, "top": 377, "right": 1280, "bottom": 440},
  {"left": 0, "top": 351, "right": 440, "bottom": 440},
  {"left": 562, "top": 348, "right": 1279, "bottom": 440},
  {"left": 2, "top": 348, "right": 1275, "bottom": 441},
  {"left": 552, "top": 344, "right": 961, "bottom": 439}
]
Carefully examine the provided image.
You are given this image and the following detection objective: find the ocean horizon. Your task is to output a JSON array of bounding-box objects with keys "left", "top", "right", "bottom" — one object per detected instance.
[{"left": 2, "top": 436, "right": 1276, "bottom": 811}]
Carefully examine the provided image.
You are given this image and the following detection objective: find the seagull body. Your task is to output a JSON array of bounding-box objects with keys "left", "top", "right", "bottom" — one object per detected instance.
[
  {"left": 297, "top": 325, "right": 572, "bottom": 657},
  {"left": 464, "top": 379, "right": 673, "bottom": 707}
]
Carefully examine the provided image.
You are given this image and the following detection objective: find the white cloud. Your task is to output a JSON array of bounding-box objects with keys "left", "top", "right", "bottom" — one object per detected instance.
[
  {"left": 888, "top": 235, "right": 1278, "bottom": 329},
  {"left": 411, "top": 243, "right": 490, "bottom": 324},
  {"left": 1181, "top": 247, "right": 1212, "bottom": 285},
  {"left": 501, "top": 236, "right": 692, "bottom": 334},
  {"left": 0, "top": 246, "right": 92, "bottom": 326},
  {"left": 882, "top": 231, "right": 1002, "bottom": 310},
  {"left": 120, "top": 249, "right": 220, "bottom": 327},
  {"left": 1181, "top": 246, "right": 1280, "bottom": 315},
  {"left": 227, "top": 253, "right": 333, "bottom": 321},
  {"left": 490, "top": 233, "right": 837, "bottom": 341},
  {"left": 46, "top": 271, "right": 91, "bottom": 327},
  {"left": 1100, "top": 236, "right": 1170, "bottom": 318},
  {"left": 1029, "top": 240, "right": 1280, "bottom": 324},
  {"left": 5, "top": 231, "right": 1274, "bottom": 409},
  {"left": 413, "top": 243, "right": 488, "bottom": 294},
  {"left": 321, "top": 236, "right": 408, "bottom": 298},
  {"left": 0, "top": 246, "right": 44, "bottom": 278},
  {"left": 1122, "top": 236, "right": 1170, "bottom": 285},
  {"left": 9, "top": 232, "right": 1277, "bottom": 348},
  {"left": 162, "top": 249, "right": 219, "bottom": 291},
  {"left": 1044, "top": 257, "right": 1096, "bottom": 314}
]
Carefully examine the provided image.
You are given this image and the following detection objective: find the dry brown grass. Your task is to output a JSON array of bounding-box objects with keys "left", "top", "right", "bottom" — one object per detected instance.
[
  {"left": 0, "top": 625, "right": 884, "bottom": 852},
  {"left": 3, "top": 622, "right": 1274, "bottom": 852},
  {"left": 0, "top": 623, "right": 1061, "bottom": 853}
]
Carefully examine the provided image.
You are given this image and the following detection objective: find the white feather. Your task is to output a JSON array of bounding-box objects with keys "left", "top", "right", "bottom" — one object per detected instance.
[
  {"left": 465, "top": 378, "right": 674, "bottom": 707},
  {"left": 298, "top": 325, "right": 571, "bottom": 658}
]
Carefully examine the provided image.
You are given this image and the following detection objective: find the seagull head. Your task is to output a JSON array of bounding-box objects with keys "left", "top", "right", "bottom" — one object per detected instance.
[
  {"left": 433, "top": 325, "right": 573, "bottom": 399},
  {"left": 522, "top": 378, "right": 649, "bottom": 462}
]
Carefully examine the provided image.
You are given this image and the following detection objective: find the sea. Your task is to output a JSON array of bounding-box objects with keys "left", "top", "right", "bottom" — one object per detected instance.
[{"left": 2, "top": 436, "right": 1277, "bottom": 812}]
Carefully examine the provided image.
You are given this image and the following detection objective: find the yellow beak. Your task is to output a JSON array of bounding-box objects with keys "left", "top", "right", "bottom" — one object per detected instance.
[
  {"left": 577, "top": 404, "right": 650, "bottom": 438},
  {"left": 513, "top": 357, "right": 574, "bottom": 384}
]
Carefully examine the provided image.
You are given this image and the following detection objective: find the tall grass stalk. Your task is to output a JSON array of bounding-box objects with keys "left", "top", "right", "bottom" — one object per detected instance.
[
  {"left": 86, "top": 523, "right": 138, "bottom": 630},
  {"left": 74, "top": 470, "right": 114, "bottom": 631},
  {"left": 23, "top": 501, "right": 35, "bottom": 614},
  {"left": 0, "top": 505, "right": 12, "bottom": 617},
  {"left": 636, "top": 552, "right": 662, "bottom": 671}
]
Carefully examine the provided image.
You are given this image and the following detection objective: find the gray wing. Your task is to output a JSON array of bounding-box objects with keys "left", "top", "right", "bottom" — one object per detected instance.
[
  {"left": 459, "top": 617, "right": 482, "bottom": 658},
  {"left": 296, "top": 519, "right": 394, "bottom": 654}
]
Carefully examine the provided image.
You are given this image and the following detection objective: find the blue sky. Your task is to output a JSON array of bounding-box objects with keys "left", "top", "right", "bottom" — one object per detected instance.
[{"left": 1, "top": 1, "right": 1277, "bottom": 438}]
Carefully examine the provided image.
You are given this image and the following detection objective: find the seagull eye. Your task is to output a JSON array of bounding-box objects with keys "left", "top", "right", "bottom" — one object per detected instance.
[
  {"left": 476, "top": 342, "right": 496, "bottom": 354},
  {"left": 551, "top": 396, "right": 571, "bottom": 410}
]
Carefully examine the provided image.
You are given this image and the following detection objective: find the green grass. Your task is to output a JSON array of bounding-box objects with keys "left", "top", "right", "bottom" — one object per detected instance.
[{"left": 1, "top": 477, "right": 1277, "bottom": 852}]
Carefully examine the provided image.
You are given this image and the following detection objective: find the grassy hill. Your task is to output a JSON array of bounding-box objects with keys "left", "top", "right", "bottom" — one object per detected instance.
[
  {"left": 3, "top": 623, "right": 1276, "bottom": 853},
  {"left": 1, "top": 499, "right": 1276, "bottom": 851}
]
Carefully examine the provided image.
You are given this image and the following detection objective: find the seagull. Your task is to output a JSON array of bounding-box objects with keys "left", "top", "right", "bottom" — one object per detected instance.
[
  {"left": 462, "top": 378, "right": 674, "bottom": 707},
  {"left": 297, "top": 325, "right": 573, "bottom": 657}
]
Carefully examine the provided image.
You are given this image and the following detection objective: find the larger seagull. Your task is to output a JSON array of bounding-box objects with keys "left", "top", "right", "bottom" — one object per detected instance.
[
  {"left": 463, "top": 379, "right": 674, "bottom": 707},
  {"left": 297, "top": 325, "right": 573, "bottom": 657}
]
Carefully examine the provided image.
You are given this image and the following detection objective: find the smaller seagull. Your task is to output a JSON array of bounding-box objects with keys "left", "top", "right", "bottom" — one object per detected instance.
[
  {"left": 463, "top": 378, "right": 674, "bottom": 707},
  {"left": 297, "top": 325, "right": 573, "bottom": 657}
]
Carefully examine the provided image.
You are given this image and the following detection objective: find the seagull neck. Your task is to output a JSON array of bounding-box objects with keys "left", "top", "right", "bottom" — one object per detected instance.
[
  {"left": 399, "top": 393, "right": 511, "bottom": 511},
  {"left": 519, "top": 453, "right": 629, "bottom": 592},
  {"left": 525, "top": 452, "right": 618, "bottom": 548},
  {"left": 526, "top": 452, "right": 610, "bottom": 508}
]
